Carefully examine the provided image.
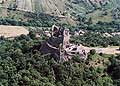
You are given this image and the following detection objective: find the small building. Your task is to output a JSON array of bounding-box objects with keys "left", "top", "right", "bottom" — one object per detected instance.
[
  {"left": 112, "top": 32, "right": 120, "bottom": 36},
  {"left": 79, "top": 30, "right": 85, "bottom": 35},
  {"left": 74, "top": 29, "right": 85, "bottom": 36},
  {"left": 44, "top": 31, "right": 51, "bottom": 37},
  {"left": 65, "top": 44, "right": 87, "bottom": 60},
  {"left": 103, "top": 33, "right": 112, "bottom": 37}
]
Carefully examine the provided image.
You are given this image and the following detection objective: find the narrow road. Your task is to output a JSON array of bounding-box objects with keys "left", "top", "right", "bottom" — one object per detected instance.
[{"left": 84, "top": 46, "right": 120, "bottom": 54}]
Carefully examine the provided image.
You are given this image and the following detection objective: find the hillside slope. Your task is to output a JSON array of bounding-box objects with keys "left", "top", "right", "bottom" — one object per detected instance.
[{"left": 0, "top": 0, "right": 119, "bottom": 16}]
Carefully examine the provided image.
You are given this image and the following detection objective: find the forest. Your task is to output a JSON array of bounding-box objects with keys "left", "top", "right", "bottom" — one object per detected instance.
[{"left": 0, "top": 30, "right": 120, "bottom": 86}]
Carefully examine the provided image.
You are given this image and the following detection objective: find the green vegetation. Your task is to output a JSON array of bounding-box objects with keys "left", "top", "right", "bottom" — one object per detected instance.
[
  {"left": 0, "top": 1, "right": 120, "bottom": 86},
  {"left": 108, "top": 55, "right": 120, "bottom": 85},
  {"left": 0, "top": 10, "right": 56, "bottom": 27},
  {"left": 0, "top": 31, "right": 119, "bottom": 86},
  {"left": 71, "top": 32, "right": 120, "bottom": 47},
  {"left": 0, "top": 17, "right": 53, "bottom": 27},
  {"left": 70, "top": 20, "right": 120, "bottom": 47},
  {"left": 0, "top": 5, "right": 119, "bottom": 86}
]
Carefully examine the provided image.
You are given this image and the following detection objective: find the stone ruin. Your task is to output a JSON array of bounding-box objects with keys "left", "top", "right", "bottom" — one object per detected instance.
[
  {"left": 51, "top": 25, "right": 87, "bottom": 61},
  {"left": 32, "top": 25, "right": 87, "bottom": 62}
]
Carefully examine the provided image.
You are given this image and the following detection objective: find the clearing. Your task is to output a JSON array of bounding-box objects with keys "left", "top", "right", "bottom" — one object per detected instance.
[{"left": 0, "top": 25, "right": 29, "bottom": 38}]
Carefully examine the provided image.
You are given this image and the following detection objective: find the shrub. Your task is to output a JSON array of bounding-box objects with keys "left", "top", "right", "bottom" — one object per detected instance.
[{"left": 90, "top": 49, "right": 96, "bottom": 55}]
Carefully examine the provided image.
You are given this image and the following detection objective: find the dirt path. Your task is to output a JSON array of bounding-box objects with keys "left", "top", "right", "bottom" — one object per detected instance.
[
  {"left": 84, "top": 46, "right": 120, "bottom": 54},
  {"left": 0, "top": 25, "right": 29, "bottom": 38}
]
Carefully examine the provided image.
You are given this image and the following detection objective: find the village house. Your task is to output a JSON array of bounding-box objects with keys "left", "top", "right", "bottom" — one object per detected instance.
[
  {"left": 74, "top": 29, "right": 85, "bottom": 36},
  {"left": 103, "top": 33, "right": 112, "bottom": 37}
]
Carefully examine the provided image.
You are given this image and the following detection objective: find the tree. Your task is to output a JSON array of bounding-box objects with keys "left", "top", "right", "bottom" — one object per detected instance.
[
  {"left": 107, "top": 55, "right": 120, "bottom": 86},
  {"left": 28, "top": 31, "right": 36, "bottom": 39},
  {"left": 87, "top": 17, "right": 93, "bottom": 25},
  {"left": 0, "top": 36, "right": 5, "bottom": 40},
  {"left": 90, "top": 49, "right": 96, "bottom": 55}
]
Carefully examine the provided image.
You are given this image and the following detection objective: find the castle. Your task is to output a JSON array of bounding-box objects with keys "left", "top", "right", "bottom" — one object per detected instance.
[{"left": 32, "top": 25, "right": 87, "bottom": 62}]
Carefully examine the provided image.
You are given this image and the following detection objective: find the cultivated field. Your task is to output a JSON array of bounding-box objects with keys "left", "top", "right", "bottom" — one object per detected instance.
[{"left": 0, "top": 25, "right": 29, "bottom": 38}]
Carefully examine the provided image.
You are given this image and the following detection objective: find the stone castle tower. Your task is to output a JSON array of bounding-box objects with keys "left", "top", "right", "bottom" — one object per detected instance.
[
  {"left": 63, "top": 28, "right": 70, "bottom": 49},
  {"left": 51, "top": 25, "right": 70, "bottom": 49}
]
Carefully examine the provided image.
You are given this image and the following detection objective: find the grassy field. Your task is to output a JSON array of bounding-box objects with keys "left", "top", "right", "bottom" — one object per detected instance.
[{"left": 0, "top": 25, "right": 29, "bottom": 38}]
